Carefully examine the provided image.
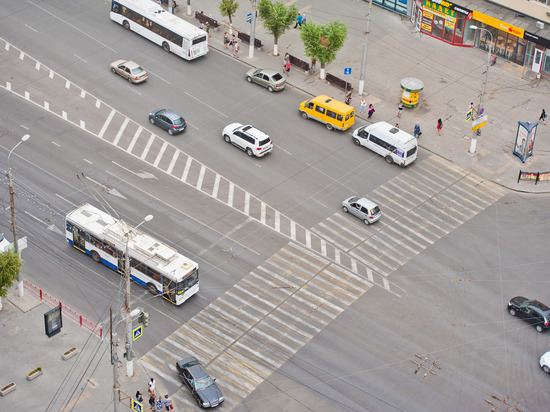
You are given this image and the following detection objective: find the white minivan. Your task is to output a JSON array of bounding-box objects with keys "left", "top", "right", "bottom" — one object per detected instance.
[{"left": 352, "top": 122, "right": 418, "bottom": 166}]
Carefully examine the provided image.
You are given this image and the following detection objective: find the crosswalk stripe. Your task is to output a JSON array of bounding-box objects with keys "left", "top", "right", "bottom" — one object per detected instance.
[
  {"left": 166, "top": 149, "right": 180, "bottom": 175},
  {"left": 98, "top": 109, "right": 116, "bottom": 139},
  {"left": 126, "top": 125, "right": 142, "bottom": 153},
  {"left": 140, "top": 133, "right": 156, "bottom": 160},
  {"left": 112, "top": 117, "right": 129, "bottom": 146},
  {"left": 153, "top": 141, "right": 168, "bottom": 168},
  {"left": 181, "top": 156, "right": 192, "bottom": 182},
  {"left": 196, "top": 164, "right": 206, "bottom": 190}
]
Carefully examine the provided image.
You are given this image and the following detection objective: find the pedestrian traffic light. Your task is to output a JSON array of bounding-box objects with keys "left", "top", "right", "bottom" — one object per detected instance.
[{"left": 142, "top": 312, "right": 150, "bottom": 327}]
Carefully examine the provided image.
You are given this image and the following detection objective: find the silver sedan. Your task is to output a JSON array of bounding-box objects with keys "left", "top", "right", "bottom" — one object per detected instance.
[
  {"left": 246, "top": 68, "right": 286, "bottom": 92},
  {"left": 110, "top": 59, "right": 148, "bottom": 84}
]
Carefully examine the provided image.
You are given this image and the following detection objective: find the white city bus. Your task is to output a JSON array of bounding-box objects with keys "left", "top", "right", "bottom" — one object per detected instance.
[
  {"left": 110, "top": 0, "right": 208, "bottom": 60},
  {"left": 66, "top": 204, "right": 199, "bottom": 306}
]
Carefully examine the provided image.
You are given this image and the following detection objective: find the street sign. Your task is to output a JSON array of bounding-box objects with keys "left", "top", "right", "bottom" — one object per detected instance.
[
  {"left": 133, "top": 325, "right": 143, "bottom": 341},
  {"left": 471, "top": 115, "right": 488, "bottom": 131},
  {"left": 479, "top": 107, "right": 484, "bottom": 115},
  {"left": 131, "top": 399, "right": 143, "bottom": 412},
  {"left": 246, "top": 13, "right": 252, "bottom": 23},
  {"left": 465, "top": 110, "right": 472, "bottom": 121},
  {"left": 344, "top": 68, "right": 351, "bottom": 75}
]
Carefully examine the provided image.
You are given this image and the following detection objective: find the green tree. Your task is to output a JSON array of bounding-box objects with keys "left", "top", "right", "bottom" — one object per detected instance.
[
  {"left": 0, "top": 249, "right": 22, "bottom": 311},
  {"left": 299, "top": 21, "right": 348, "bottom": 80},
  {"left": 257, "top": 0, "right": 299, "bottom": 56},
  {"left": 219, "top": 0, "right": 239, "bottom": 34}
]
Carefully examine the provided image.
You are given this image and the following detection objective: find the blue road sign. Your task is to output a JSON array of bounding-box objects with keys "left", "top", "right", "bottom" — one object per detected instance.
[
  {"left": 479, "top": 107, "right": 484, "bottom": 115},
  {"left": 465, "top": 110, "right": 472, "bottom": 121},
  {"left": 246, "top": 13, "right": 252, "bottom": 23},
  {"left": 133, "top": 325, "right": 143, "bottom": 341},
  {"left": 344, "top": 68, "right": 352, "bottom": 75},
  {"left": 131, "top": 399, "right": 143, "bottom": 412}
]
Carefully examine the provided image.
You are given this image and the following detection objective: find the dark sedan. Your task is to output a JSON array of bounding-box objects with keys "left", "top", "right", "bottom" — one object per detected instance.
[
  {"left": 508, "top": 296, "right": 550, "bottom": 333},
  {"left": 149, "top": 109, "right": 186, "bottom": 135},
  {"left": 176, "top": 356, "right": 224, "bottom": 408}
]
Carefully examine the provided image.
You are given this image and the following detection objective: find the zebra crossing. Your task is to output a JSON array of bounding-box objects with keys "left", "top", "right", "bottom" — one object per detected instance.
[{"left": 141, "top": 242, "right": 373, "bottom": 409}]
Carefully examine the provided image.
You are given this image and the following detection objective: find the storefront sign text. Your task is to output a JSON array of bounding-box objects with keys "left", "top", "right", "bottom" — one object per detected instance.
[{"left": 472, "top": 11, "right": 524, "bottom": 38}]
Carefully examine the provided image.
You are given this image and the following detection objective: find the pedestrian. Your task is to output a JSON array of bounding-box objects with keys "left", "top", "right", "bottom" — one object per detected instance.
[
  {"left": 310, "top": 58, "right": 316, "bottom": 73},
  {"left": 491, "top": 53, "right": 497, "bottom": 66},
  {"left": 233, "top": 41, "right": 239, "bottom": 58},
  {"left": 283, "top": 52, "right": 289, "bottom": 69},
  {"left": 539, "top": 109, "right": 547, "bottom": 125},
  {"left": 148, "top": 378, "right": 156, "bottom": 397},
  {"left": 199, "top": 23, "right": 204, "bottom": 31},
  {"left": 229, "top": 34, "right": 236, "bottom": 52},
  {"left": 437, "top": 118, "right": 443, "bottom": 135},
  {"left": 294, "top": 13, "right": 303, "bottom": 28},
  {"left": 223, "top": 32, "right": 229, "bottom": 49},
  {"left": 345, "top": 92, "right": 352, "bottom": 106},
  {"left": 285, "top": 59, "right": 291, "bottom": 77},
  {"left": 359, "top": 98, "right": 367, "bottom": 113},
  {"left": 163, "top": 394, "right": 173, "bottom": 411},
  {"left": 205, "top": 22, "right": 210, "bottom": 35},
  {"left": 414, "top": 122, "right": 422, "bottom": 138},
  {"left": 136, "top": 391, "right": 144, "bottom": 403},
  {"left": 156, "top": 396, "right": 164, "bottom": 412},
  {"left": 302, "top": 13, "right": 307, "bottom": 25},
  {"left": 395, "top": 123, "right": 399, "bottom": 129},
  {"left": 368, "top": 104, "right": 375, "bottom": 119},
  {"left": 148, "top": 394, "right": 156, "bottom": 411},
  {"left": 397, "top": 102, "right": 403, "bottom": 118}
]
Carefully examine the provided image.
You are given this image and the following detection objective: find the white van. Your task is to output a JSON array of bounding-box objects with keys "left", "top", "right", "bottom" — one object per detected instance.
[{"left": 352, "top": 122, "right": 418, "bottom": 166}]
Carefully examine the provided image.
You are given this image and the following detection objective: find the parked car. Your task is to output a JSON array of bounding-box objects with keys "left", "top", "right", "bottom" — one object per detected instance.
[
  {"left": 245, "top": 68, "right": 286, "bottom": 92},
  {"left": 149, "top": 109, "right": 186, "bottom": 135},
  {"left": 222, "top": 123, "right": 273, "bottom": 157},
  {"left": 508, "top": 296, "right": 550, "bottom": 333},
  {"left": 341, "top": 196, "right": 381, "bottom": 225},
  {"left": 110, "top": 60, "right": 148, "bottom": 83},
  {"left": 540, "top": 352, "right": 550, "bottom": 373},
  {"left": 176, "top": 356, "right": 224, "bottom": 408}
]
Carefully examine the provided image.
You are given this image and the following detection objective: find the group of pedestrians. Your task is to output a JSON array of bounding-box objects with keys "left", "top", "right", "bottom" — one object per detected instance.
[
  {"left": 223, "top": 32, "right": 239, "bottom": 58},
  {"left": 135, "top": 378, "right": 173, "bottom": 411}
]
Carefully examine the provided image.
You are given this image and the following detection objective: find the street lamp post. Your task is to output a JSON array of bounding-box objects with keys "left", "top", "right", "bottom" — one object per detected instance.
[
  {"left": 124, "top": 214, "right": 153, "bottom": 378},
  {"left": 7, "top": 134, "right": 30, "bottom": 298},
  {"left": 469, "top": 25, "right": 493, "bottom": 154}
]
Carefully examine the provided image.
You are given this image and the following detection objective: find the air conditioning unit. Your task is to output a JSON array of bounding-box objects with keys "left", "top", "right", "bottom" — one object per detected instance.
[{"left": 536, "top": 21, "right": 545, "bottom": 29}]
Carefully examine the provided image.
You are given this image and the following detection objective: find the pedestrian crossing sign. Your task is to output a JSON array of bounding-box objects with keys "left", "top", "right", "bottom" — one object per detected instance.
[
  {"left": 133, "top": 325, "right": 143, "bottom": 341},
  {"left": 466, "top": 110, "right": 472, "bottom": 121},
  {"left": 131, "top": 399, "right": 143, "bottom": 412}
]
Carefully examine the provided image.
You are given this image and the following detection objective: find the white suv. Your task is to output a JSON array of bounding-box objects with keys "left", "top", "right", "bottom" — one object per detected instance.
[{"left": 222, "top": 123, "right": 273, "bottom": 157}]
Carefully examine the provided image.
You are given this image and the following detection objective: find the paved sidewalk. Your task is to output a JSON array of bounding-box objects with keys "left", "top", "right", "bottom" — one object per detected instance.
[{"left": 175, "top": 0, "right": 550, "bottom": 193}]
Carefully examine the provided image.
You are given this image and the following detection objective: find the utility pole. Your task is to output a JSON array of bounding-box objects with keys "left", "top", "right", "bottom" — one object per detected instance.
[
  {"left": 187, "top": 0, "right": 192, "bottom": 16},
  {"left": 249, "top": 0, "right": 257, "bottom": 59},
  {"left": 358, "top": 0, "right": 373, "bottom": 95},
  {"left": 7, "top": 134, "right": 30, "bottom": 298},
  {"left": 124, "top": 214, "right": 153, "bottom": 378},
  {"left": 469, "top": 26, "right": 492, "bottom": 154},
  {"left": 111, "top": 307, "right": 121, "bottom": 412}
]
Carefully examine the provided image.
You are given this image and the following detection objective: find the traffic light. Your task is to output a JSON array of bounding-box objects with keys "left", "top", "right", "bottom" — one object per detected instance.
[{"left": 142, "top": 312, "right": 150, "bottom": 327}]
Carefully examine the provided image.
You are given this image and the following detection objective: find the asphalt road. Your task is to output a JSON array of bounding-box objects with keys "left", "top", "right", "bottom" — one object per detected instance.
[{"left": 1, "top": 1, "right": 550, "bottom": 411}]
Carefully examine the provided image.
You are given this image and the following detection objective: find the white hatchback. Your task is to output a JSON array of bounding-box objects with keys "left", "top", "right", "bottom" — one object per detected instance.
[
  {"left": 342, "top": 196, "right": 382, "bottom": 225},
  {"left": 222, "top": 123, "right": 273, "bottom": 157}
]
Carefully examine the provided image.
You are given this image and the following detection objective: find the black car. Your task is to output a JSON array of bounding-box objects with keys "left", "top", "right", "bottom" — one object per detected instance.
[
  {"left": 176, "top": 356, "right": 224, "bottom": 408},
  {"left": 508, "top": 296, "right": 550, "bottom": 333},
  {"left": 149, "top": 109, "right": 186, "bottom": 135}
]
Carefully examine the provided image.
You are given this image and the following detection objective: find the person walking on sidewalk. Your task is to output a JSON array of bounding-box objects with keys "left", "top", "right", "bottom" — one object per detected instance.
[
  {"left": 156, "top": 396, "right": 164, "bottom": 412},
  {"left": 414, "top": 122, "right": 422, "bottom": 138},
  {"left": 284, "top": 59, "right": 291, "bottom": 77},
  {"left": 294, "top": 13, "right": 303, "bottom": 28},
  {"left": 345, "top": 92, "right": 352, "bottom": 106},
  {"left": 539, "top": 109, "right": 547, "bottom": 125},
  {"left": 359, "top": 98, "right": 367, "bottom": 113},
  {"left": 437, "top": 118, "right": 443, "bottom": 135},
  {"left": 368, "top": 104, "right": 375, "bottom": 119},
  {"left": 148, "top": 378, "right": 156, "bottom": 397},
  {"left": 223, "top": 32, "right": 229, "bottom": 49},
  {"left": 397, "top": 102, "right": 403, "bottom": 118},
  {"left": 491, "top": 53, "right": 497, "bottom": 66},
  {"left": 233, "top": 41, "right": 240, "bottom": 58},
  {"left": 136, "top": 391, "right": 144, "bottom": 403},
  {"left": 163, "top": 395, "right": 173, "bottom": 411},
  {"left": 148, "top": 394, "right": 156, "bottom": 411}
]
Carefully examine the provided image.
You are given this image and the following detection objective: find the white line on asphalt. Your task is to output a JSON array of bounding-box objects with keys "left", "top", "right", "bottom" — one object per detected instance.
[
  {"left": 196, "top": 164, "right": 206, "bottom": 190},
  {"left": 98, "top": 109, "right": 116, "bottom": 139},
  {"left": 184, "top": 91, "right": 228, "bottom": 118},
  {"left": 146, "top": 70, "right": 171, "bottom": 85},
  {"left": 153, "top": 141, "right": 168, "bottom": 167},
  {"left": 51, "top": 141, "right": 60, "bottom": 147},
  {"left": 140, "top": 133, "right": 155, "bottom": 160},
  {"left": 127, "top": 86, "right": 141, "bottom": 95},
  {"left": 276, "top": 145, "right": 292, "bottom": 155},
  {"left": 181, "top": 156, "right": 192, "bottom": 181},
  {"left": 127, "top": 126, "right": 142, "bottom": 152},
  {"left": 112, "top": 118, "right": 129, "bottom": 146},
  {"left": 166, "top": 150, "right": 180, "bottom": 175},
  {"left": 23, "top": 211, "right": 48, "bottom": 226},
  {"left": 83, "top": 159, "right": 92, "bottom": 164},
  {"left": 25, "top": 24, "right": 37, "bottom": 32},
  {"left": 73, "top": 54, "right": 87, "bottom": 63}
]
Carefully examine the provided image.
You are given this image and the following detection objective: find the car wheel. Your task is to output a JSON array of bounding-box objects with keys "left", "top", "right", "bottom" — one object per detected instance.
[
  {"left": 300, "top": 111, "right": 308, "bottom": 120},
  {"left": 342, "top": 206, "right": 348, "bottom": 213},
  {"left": 123, "top": 20, "right": 130, "bottom": 30},
  {"left": 508, "top": 308, "right": 517, "bottom": 316},
  {"left": 127, "top": 77, "right": 133, "bottom": 83},
  {"left": 162, "top": 42, "right": 170, "bottom": 52},
  {"left": 246, "top": 76, "right": 252, "bottom": 83},
  {"left": 246, "top": 148, "right": 254, "bottom": 157},
  {"left": 111, "top": 68, "right": 117, "bottom": 74},
  {"left": 147, "top": 283, "right": 157, "bottom": 295},
  {"left": 149, "top": 117, "right": 155, "bottom": 124},
  {"left": 364, "top": 219, "right": 371, "bottom": 225},
  {"left": 385, "top": 155, "right": 393, "bottom": 164},
  {"left": 536, "top": 325, "right": 544, "bottom": 333},
  {"left": 168, "top": 128, "right": 174, "bottom": 135},
  {"left": 326, "top": 123, "right": 334, "bottom": 131},
  {"left": 353, "top": 138, "right": 361, "bottom": 146},
  {"left": 90, "top": 251, "right": 101, "bottom": 263},
  {"left": 543, "top": 365, "right": 550, "bottom": 373},
  {"left": 224, "top": 134, "right": 231, "bottom": 143},
  {"left": 268, "top": 86, "right": 274, "bottom": 92}
]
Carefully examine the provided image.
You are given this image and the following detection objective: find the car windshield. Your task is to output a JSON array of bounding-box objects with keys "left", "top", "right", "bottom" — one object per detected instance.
[
  {"left": 272, "top": 73, "right": 283, "bottom": 81},
  {"left": 348, "top": 196, "right": 360, "bottom": 203},
  {"left": 372, "top": 206, "right": 381, "bottom": 215},
  {"left": 131, "top": 67, "right": 144, "bottom": 74},
  {"left": 172, "top": 117, "right": 185, "bottom": 125},
  {"left": 259, "top": 138, "right": 271, "bottom": 146},
  {"left": 194, "top": 375, "right": 215, "bottom": 390},
  {"left": 519, "top": 299, "right": 534, "bottom": 308}
]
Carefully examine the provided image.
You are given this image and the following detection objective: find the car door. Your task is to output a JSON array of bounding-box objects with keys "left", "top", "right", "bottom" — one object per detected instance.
[
  {"left": 159, "top": 115, "right": 172, "bottom": 131},
  {"left": 232, "top": 130, "right": 246, "bottom": 149},
  {"left": 254, "top": 72, "right": 265, "bottom": 87},
  {"left": 349, "top": 202, "right": 362, "bottom": 219}
]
